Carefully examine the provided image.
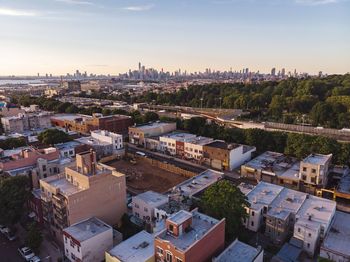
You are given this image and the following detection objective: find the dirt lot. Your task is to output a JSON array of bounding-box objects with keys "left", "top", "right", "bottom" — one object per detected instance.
[{"left": 106, "top": 158, "right": 188, "bottom": 194}]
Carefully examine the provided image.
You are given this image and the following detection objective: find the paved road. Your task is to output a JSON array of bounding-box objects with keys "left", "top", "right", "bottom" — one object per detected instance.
[{"left": 0, "top": 234, "right": 23, "bottom": 262}]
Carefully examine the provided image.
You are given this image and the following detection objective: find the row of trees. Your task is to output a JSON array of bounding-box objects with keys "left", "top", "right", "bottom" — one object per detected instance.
[
  {"left": 137, "top": 74, "right": 350, "bottom": 128},
  {"left": 162, "top": 116, "right": 350, "bottom": 165}
]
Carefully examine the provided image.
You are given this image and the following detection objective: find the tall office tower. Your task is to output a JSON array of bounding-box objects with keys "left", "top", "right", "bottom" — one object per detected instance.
[
  {"left": 271, "top": 67, "right": 276, "bottom": 76},
  {"left": 138, "top": 62, "right": 141, "bottom": 71},
  {"left": 281, "top": 68, "right": 286, "bottom": 77}
]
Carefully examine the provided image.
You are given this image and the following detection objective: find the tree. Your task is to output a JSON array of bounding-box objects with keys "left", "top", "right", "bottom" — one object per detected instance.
[
  {"left": 142, "top": 111, "right": 159, "bottom": 123},
  {"left": 0, "top": 137, "right": 27, "bottom": 150},
  {"left": 0, "top": 176, "right": 30, "bottom": 225},
  {"left": 38, "top": 129, "right": 71, "bottom": 145},
  {"left": 201, "top": 180, "right": 250, "bottom": 240},
  {"left": 25, "top": 222, "right": 43, "bottom": 253}
]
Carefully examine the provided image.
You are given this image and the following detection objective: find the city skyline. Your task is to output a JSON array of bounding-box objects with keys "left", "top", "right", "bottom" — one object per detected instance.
[{"left": 0, "top": 0, "right": 349, "bottom": 75}]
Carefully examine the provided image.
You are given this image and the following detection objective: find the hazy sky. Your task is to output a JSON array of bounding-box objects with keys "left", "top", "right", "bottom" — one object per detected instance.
[{"left": 0, "top": 0, "right": 349, "bottom": 75}]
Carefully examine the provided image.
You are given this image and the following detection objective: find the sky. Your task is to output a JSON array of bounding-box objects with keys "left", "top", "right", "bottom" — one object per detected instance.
[{"left": 0, "top": 0, "right": 349, "bottom": 76}]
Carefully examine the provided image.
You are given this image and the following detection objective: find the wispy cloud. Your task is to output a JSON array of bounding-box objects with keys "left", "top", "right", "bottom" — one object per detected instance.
[
  {"left": 295, "top": 0, "right": 340, "bottom": 5},
  {"left": 122, "top": 4, "right": 154, "bottom": 11},
  {"left": 0, "top": 7, "right": 38, "bottom": 17},
  {"left": 55, "top": 0, "right": 94, "bottom": 5}
]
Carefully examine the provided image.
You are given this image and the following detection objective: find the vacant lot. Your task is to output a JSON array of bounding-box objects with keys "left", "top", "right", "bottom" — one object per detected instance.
[{"left": 106, "top": 158, "right": 187, "bottom": 194}]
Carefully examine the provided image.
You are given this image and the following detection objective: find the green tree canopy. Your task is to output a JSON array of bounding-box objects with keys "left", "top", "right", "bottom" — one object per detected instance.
[
  {"left": 25, "top": 222, "right": 43, "bottom": 253},
  {"left": 201, "top": 180, "right": 250, "bottom": 241},
  {"left": 38, "top": 129, "right": 71, "bottom": 145}
]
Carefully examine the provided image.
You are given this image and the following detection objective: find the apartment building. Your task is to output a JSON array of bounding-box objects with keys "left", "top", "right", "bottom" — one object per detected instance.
[
  {"left": 40, "top": 150, "right": 126, "bottom": 242},
  {"left": 154, "top": 209, "right": 225, "bottom": 262},
  {"left": 129, "top": 122, "right": 176, "bottom": 146},
  {"left": 265, "top": 188, "right": 307, "bottom": 244},
  {"left": 213, "top": 239, "right": 264, "bottom": 262},
  {"left": 63, "top": 217, "right": 113, "bottom": 262},
  {"left": 1, "top": 111, "right": 53, "bottom": 133},
  {"left": 320, "top": 211, "right": 350, "bottom": 262},
  {"left": 51, "top": 113, "right": 133, "bottom": 135},
  {"left": 106, "top": 230, "right": 155, "bottom": 262},
  {"left": 75, "top": 130, "right": 124, "bottom": 159},
  {"left": 242, "top": 182, "right": 284, "bottom": 232},
  {"left": 299, "top": 153, "right": 332, "bottom": 194},
  {"left": 293, "top": 195, "right": 336, "bottom": 256},
  {"left": 132, "top": 191, "right": 168, "bottom": 223},
  {"left": 0, "top": 147, "right": 70, "bottom": 188},
  {"left": 203, "top": 140, "right": 256, "bottom": 171}
]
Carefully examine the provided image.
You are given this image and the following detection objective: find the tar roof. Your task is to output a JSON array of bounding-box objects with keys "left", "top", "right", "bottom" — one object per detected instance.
[
  {"left": 108, "top": 231, "right": 154, "bottom": 262},
  {"left": 246, "top": 182, "right": 284, "bottom": 210},
  {"left": 302, "top": 153, "right": 332, "bottom": 165},
  {"left": 205, "top": 140, "right": 241, "bottom": 150},
  {"left": 63, "top": 217, "right": 111, "bottom": 242},
  {"left": 214, "top": 239, "right": 261, "bottom": 262},
  {"left": 322, "top": 211, "right": 350, "bottom": 257},
  {"left": 158, "top": 211, "right": 220, "bottom": 252}
]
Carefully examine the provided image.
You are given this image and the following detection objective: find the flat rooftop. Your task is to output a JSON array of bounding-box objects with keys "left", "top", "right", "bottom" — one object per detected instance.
[
  {"left": 55, "top": 141, "right": 81, "bottom": 150},
  {"left": 243, "top": 151, "right": 296, "bottom": 176},
  {"left": 186, "top": 136, "right": 213, "bottom": 145},
  {"left": 278, "top": 162, "right": 300, "bottom": 181},
  {"left": 108, "top": 230, "right": 154, "bottom": 262},
  {"left": 132, "top": 122, "right": 174, "bottom": 131},
  {"left": 41, "top": 174, "right": 83, "bottom": 196},
  {"left": 238, "top": 183, "right": 255, "bottom": 196},
  {"left": 302, "top": 153, "right": 332, "bottom": 165},
  {"left": 161, "top": 132, "right": 196, "bottom": 142},
  {"left": 75, "top": 136, "right": 111, "bottom": 146},
  {"left": 268, "top": 188, "right": 307, "bottom": 220},
  {"left": 133, "top": 191, "right": 168, "bottom": 206},
  {"left": 205, "top": 140, "right": 241, "bottom": 150},
  {"left": 214, "top": 239, "right": 261, "bottom": 262},
  {"left": 296, "top": 195, "right": 336, "bottom": 227},
  {"left": 52, "top": 114, "right": 83, "bottom": 121},
  {"left": 158, "top": 211, "right": 220, "bottom": 251},
  {"left": 168, "top": 210, "right": 192, "bottom": 225},
  {"left": 175, "top": 169, "right": 223, "bottom": 197},
  {"left": 246, "top": 182, "right": 284, "bottom": 211},
  {"left": 321, "top": 211, "right": 350, "bottom": 257},
  {"left": 63, "top": 217, "right": 111, "bottom": 242}
]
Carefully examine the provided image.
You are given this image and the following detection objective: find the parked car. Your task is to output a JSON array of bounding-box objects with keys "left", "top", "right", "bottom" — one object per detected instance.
[
  {"left": 18, "top": 246, "right": 35, "bottom": 261},
  {"left": 0, "top": 224, "right": 8, "bottom": 234},
  {"left": 4, "top": 230, "right": 17, "bottom": 241},
  {"left": 29, "top": 256, "right": 41, "bottom": 262}
]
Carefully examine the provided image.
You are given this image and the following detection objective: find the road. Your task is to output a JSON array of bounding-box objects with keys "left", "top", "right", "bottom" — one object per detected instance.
[{"left": 0, "top": 234, "right": 23, "bottom": 262}]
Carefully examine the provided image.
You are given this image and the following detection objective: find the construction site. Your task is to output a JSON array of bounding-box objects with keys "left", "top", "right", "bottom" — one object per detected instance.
[{"left": 106, "top": 156, "right": 190, "bottom": 194}]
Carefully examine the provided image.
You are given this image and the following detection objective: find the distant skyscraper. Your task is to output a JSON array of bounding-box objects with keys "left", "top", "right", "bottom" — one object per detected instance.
[
  {"left": 281, "top": 68, "right": 286, "bottom": 77},
  {"left": 271, "top": 67, "right": 276, "bottom": 76},
  {"left": 138, "top": 62, "right": 141, "bottom": 72}
]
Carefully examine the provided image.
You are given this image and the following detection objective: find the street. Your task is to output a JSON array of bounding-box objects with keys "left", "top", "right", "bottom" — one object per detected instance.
[{"left": 0, "top": 234, "right": 23, "bottom": 262}]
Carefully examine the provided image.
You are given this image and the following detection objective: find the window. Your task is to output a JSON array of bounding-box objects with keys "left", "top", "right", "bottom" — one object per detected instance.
[
  {"left": 251, "top": 221, "right": 254, "bottom": 227},
  {"left": 307, "top": 243, "right": 310, "bottom": 248},
  {"left": 176, "top": 258, "right": 182, "bottom": 262},
  {"left": 298, "top": 228, "right": 301, "bottom": 233},
  {"left": 157, "top": 247, "right": 163, "bottom": 255},
  {"left": 71, "top": 253, "right": 75, "bottom": 260},
  {"left": 311, "top": 177, "right": 316, "bottom": 183},
  {"left": 65, "top": 236, "right": 67, "bottom": 243},
  {"left": 42, "top": 165, "right": 47, "bottom": 171},
  {"left": 303, "top": 167, "right": 307, "bottom": 172},
  {"left": 166, "top": 252, "right": 173, "bottom": 262},
  {"left": 70, "top": 240, "right": 75, "bottom": 248},
  {"left": 169, "top": 224, "right": 174, "bottom": 232},
  {"left": 134, "top": 203, "right": 139, "bottom": 208},
  {"left": 77, "top": 246, "right": 80, "bottom": 252},
  {"left": 251, "top": 211, "right": 255, "bottom": 216},
  {"left": 302, "top": 175, "right": 307, "bottom": 180},
  {"left": 144, "top": 207, "right": 148, "bottom": 212},
  {"left": 311, "top": 168, "right": 316, "bottom": 173},
  {"left": 308, "top": 233, "right": 312, "bottom": 237}
]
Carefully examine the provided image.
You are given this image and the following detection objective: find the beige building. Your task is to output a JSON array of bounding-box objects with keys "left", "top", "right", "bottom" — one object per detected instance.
[
  {"left": 40, "top": 150, "right": 127, "bottom": 242},
  {"left": 129, "top": 122, "right": 176, "bottom": 146}
]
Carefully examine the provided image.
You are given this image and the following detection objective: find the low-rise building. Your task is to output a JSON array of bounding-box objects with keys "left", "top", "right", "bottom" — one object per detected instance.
[
  {"left": 203, "top": 140, "right": 256, "bottom": 171},
  {"left": 132, "top": 191, "right": 168, "bottom": 223},
  {"left": 213, "top": 239, "right": 264, "bottom": 262},
  {"left": 129, "top": 122, "right": 176, "bottom": 146},
  {"left": 63, "top": 217, "right": 113, "bottom": 262},
  {"left": 159, "top": 132, "right": 197, "bottom": 156},
  {"left": 40, "top": 150, "right": 126, "bottom": 243},
  {"left": 154, "top": 209, "right": 225, "bottom": 262},
  {"left": 320, "top": 211, "right": 350, "bottom": 262},
  {"left": 55, "top": 141, "right": 83, "bottom": 158},
  {"left": 299, "top": 153, "right": 332, "bottom": 194},
  {"left": 106, "top": 230, "right": 155, "bottom": 262},
  {"left": 1, "top": 111, "right": 53, "bottom": 133}
]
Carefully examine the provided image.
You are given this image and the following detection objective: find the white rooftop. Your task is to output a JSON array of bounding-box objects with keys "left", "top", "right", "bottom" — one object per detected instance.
[
  {"left": 296, "top": 195, "right": 336, "bottom": 228},
  {"left": 134, "top": 122, "right": 174, "bottom": 131},
  {"left": 161, "top": 132, "right": 196, "bottom": 142},
  {"left": 108, "top": 230, "right": 154, "bottom": 262},
  {"left": 168, "top": 210, "right": 192, "bottom": 225},
  {"left": 214, "top": 239, "right": 262, "bottom": 262},
  {"left": 158, "top": 211, "right": 220, "bottom": 251},
  {"left": 133, "top": 191, "right": 168, "bottom": 207},
  {"left": 63, "top": 217, "right": 112, "bottom": 242},
  {"left": 175, "top": 169, "right": 223, "bottom": 197},
  {"left": 302, "top": 153, "right": 332, "bottom": 165},
  {"left": 321, "top": 211, "right": 350, "bottom": 257},
  {"left": 267, "top": 188, "right": 307, "bottom": 220},
  {"left": 246, "top": 182, "right": 284, "bottom": 211},
  {"left": 278, "top": 162, "right": 300, "bottom": 181},
  {"left": 41, "top": 174, "right": 83, "bottom": 196}
]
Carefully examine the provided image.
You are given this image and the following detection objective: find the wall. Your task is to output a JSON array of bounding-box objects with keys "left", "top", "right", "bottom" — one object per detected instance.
[{"left": 81, "top": 228, "right": 113, "bottom": 262}]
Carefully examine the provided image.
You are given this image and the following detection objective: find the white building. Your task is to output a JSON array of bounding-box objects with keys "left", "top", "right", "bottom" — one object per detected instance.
[
  {"left": 159, "top": 132, "right": 196, "bottom": 155},
  {"left": 132, "top": 191, "right": 168, "bottom": 223},
  {"left": 63, "top": 217, "right": 113, "bottom": 262},
  {"left": 293, "top": 195, "right": 336, "bottom": 256},
  {"left": 106, "top": 230, "right": 154, "bottom": 262},
  {"left": 184, "top": 136, "right": 213, "bottom": 160},
  {"left": 320, "top": 211, "right": 350, "bottom": 262},
  {"left": 91, "top": 130, "right": 124, "bottom": 154},
  {"left": 213, "top": 239, "right": 264, "bottom": 262}
]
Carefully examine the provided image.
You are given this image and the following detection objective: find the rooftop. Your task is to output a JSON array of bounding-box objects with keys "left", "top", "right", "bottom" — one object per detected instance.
[
  {"left": 107, "top": 231, "right": 154, "bottom": 262},
  {"left": 55, "top": 141, "right": 81, "bottom": 150},
  {"left": 51, "top": 114, "right": 83, "bottom": 121},
  {"left": 238, "top": 183, "right": 255, "bottom": 196},
  {"left": 267, "top": 188, "right": 307, "bottom": 220},
  {"left": 278, "top": 162, "right": 300, "bottom": 181},
  {"left": 132, "top": 122, "right": 175, "bottom": 131},
  {"left": 214, "top": 239, "right": 262, "bottom": 262},
  {"left": 246, "top": 182, "right": 284, "bottom": 211},
  {"left": 168, "top": 210, "right": 192, "bottom": 225},
  {"left": 133, "top": 191, "right": 168, "bottom": 206},
  {"left": 205, "top": 140, "right": 241, "bottom": 150},
  {"left": 161, "top": 132, "right": 196, "bottom": 142},
  {"left": 41, "top": 174, "right": 83, "bottom": 196},
  {"left": 157, "top": 210, "right": 220, "bottom": 251},
  {"left": 63, "top": 217, "right": 112, "bottom": 242},
  {"left": 321, "top": 211, "right": 350, "bottom": 257},
  {"left": 302, "top": 153, "right": 332, "bottom": 166},
  {"left": 75, "top": 136, "right": 111, "bottom": 146},
  {"left": 174, "top": 169, "right": 223, "bottom": 197}
]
